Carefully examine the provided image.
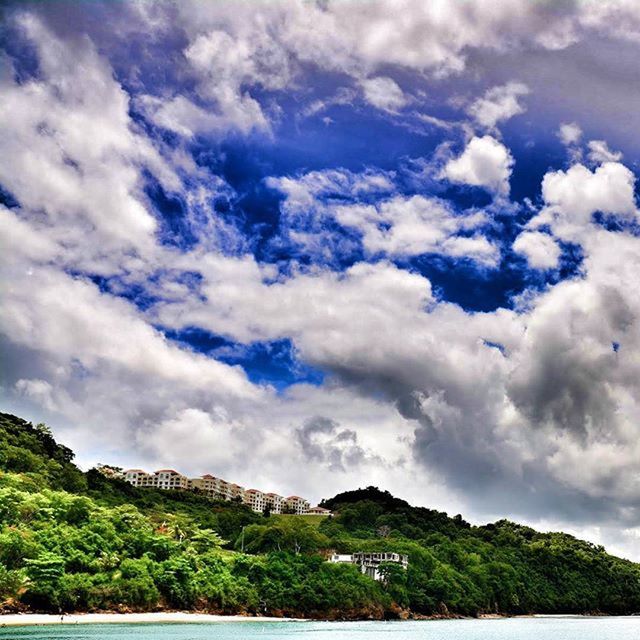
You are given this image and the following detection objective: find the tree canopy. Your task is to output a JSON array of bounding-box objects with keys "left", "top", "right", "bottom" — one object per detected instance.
[{"left": 1, "top": 412, "right": 640, "bottom": 618}]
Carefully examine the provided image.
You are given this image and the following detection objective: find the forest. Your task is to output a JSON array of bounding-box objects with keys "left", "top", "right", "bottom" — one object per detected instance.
[{"left": 2, "top": 411, "right": 640, "bottom": 619}]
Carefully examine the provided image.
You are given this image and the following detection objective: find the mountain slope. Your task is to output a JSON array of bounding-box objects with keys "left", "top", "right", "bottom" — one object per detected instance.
[{"left": 1, "top": 412, "right": 639, "bottom": 618}]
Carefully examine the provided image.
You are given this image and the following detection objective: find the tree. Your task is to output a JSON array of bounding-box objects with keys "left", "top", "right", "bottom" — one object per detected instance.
[
  {"left": 378, "top": 562, "right": 409, "bottom": 608},
  {"left": 24, "top": 552, "right": 65, "bottom": 610}
]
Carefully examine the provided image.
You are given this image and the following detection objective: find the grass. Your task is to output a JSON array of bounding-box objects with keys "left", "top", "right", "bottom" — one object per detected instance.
[{"left": 271, "top": 514, "right": 329, "bottom": 527}]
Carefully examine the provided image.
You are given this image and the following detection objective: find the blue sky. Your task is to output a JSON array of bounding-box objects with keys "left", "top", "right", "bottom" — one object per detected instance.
[{"left": 4, "top": 0, "right": 640, "bottom": 559}]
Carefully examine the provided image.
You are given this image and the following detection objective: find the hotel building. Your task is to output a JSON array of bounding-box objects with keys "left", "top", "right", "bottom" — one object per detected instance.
[
  {"left": 244, "top": 489, "right": 267, "bottom": 513},
  {"left": 265, "top": 492, "right": 285, "bottom": 514},
  {"left": 119, "top": 467, "right": 318, "bottom": 515},
  {"left": 190, "top": 474, "right": 225, "bottom": 498},
  {"left": 285, "top": 496, "right": 311, "bottom": 514},
  {"left": 123, "top": 468, "right": 189, "bottom": 490}
]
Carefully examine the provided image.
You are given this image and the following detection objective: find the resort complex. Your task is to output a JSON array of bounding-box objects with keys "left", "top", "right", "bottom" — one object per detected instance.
[{"left": 98, "top": 465, "right": 329, "bottom": 515}]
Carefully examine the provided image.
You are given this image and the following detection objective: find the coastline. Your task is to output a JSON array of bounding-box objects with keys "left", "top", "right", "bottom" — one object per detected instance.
[
  {"left": 2, "top": 611, "right": 631, "bottom": 627},
  {"left": 0, "top": 612, "right": 304, "bottom": 627}
]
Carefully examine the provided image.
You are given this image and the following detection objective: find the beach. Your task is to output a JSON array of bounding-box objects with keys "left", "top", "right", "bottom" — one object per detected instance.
[
  {"left": 0, "top": 612, "right": 300, "bottom": 627},
  {"left": 2, "top": 616, "right": 640, "bottom": 640}
]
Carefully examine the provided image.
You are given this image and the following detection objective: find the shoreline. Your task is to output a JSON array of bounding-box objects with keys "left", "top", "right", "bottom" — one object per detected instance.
[
  {"left": 0, "top": 612, "right": 304, "bottom": 627},
  {"left": 1, "top": 611, "right": 637, "bottom": 627}
]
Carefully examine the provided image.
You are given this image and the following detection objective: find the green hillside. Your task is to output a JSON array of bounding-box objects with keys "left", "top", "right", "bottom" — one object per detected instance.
[{"left": 1, "top": 411, "right": 640, "bottom": 619}]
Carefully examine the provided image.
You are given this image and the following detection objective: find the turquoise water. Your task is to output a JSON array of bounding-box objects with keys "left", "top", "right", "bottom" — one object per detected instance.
[{"left": 2, "top": 618, "right": 640, "bottom": 640}]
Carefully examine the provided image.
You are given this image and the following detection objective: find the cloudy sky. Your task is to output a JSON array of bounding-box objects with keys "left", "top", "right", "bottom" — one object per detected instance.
[{"left": 4, "top": 0, "right": 640, "bottom": 559}]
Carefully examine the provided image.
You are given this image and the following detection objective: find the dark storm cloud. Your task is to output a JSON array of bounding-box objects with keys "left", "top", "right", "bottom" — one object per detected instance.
[{"left": 297, "top": 416, "right": 367, "bottom": 472}]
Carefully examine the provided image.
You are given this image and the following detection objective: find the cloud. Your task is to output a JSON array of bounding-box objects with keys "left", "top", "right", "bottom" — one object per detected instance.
[
  {"left": 268, "top": 169, "right": 498, "bottom": 264},
  {"left": 8, "top": 0, "right": 640, "bottom": 562},
  {"left": 558, "top": 122, "right": 583, "bottom": 146},
  {"left": 12, "top": 1, "right": 640, "bottom": 143},
  {"left": 530, "top": 162, "right": 637, "bottom": 241},
  {"left": 507, "top": 235, "right": 639, "bottom": 449},
  {"left": 296, "top": 416, "right": 371, "bottom": 472},
  {"left": 267, "top": 168, "right": 396, "bottom": 219},
  {"left": 360, "top": 76, "right": 407, "bottom": 112},
  {"left": 442, "top": 135, "right": 514, "bottom": 196},
  {"left": 0, "top": 15, "right": 187, "bottom": 281},
  {"left": 143, "top": 157, "right": 640, "bottom": 540},
  {"left": 467, "top": 82, "right": 530, "bottom": 129},
  {"left": 513, "top": 231, "right": 561, "bottom": 270},
  {"left": 138, "top": 94, "right": 268, "bottom": 138},
  {"left": 137, "top": 9, "right": 295, "bottom": 137},
  {"left": 587, "top": 140, "right": 623, "bottom": 164},
  {"left": 15, "top": 379, "right": 59, "bottom": 413},
  {"left": 333, "top": 195, "right": 498, "bottom": 264},
  {"left": 0, "top": 16, "right": 173, "bottom": 264},
  {"left": 95, "top": 0, "right": 640, "bottom": 137},
  {"left": 301, "top": 87, "right": 357, "bottom": 119}
]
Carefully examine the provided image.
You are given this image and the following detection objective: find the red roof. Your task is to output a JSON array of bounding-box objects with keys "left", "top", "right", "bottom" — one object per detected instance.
[
  {"left": 125, "top": 469, "right": 146, "bottom": 473},
  {"left": 287, "top": 496, "right": 304, "bottom": 500},
  {"left": 155, "top": 469, "right": 179, "bottom": 474},
  {"left": 201, "top": 474, "right": 216, "bottom": 479}
]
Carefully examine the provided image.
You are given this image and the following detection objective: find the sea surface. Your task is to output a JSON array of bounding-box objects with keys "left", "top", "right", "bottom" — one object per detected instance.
[{"left": 2, "top": 617, "right": 640, "bottom": 640}]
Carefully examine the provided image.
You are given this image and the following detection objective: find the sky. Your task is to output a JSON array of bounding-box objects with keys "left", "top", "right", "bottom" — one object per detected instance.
[{"left": 4, "top": 0, "right": 640, "bottom": 559}]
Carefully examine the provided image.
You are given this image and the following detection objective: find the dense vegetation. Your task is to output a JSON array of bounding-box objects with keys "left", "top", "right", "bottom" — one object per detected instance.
[{"left": 2, "top": 411, "right": 640, "bottom": 619}]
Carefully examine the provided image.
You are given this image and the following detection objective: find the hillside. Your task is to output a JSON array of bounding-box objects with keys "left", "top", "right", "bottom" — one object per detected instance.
[{"left": 1, "top": 411, "right": 640, "bottom": 618}]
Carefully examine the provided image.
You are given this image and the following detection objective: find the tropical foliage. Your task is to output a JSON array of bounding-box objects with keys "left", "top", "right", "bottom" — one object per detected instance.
[{"left": 1, "top": 412, "right": 640, "bottom": 618}]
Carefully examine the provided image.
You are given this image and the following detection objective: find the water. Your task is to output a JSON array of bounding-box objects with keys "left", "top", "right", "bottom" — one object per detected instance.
[{"left": 2, "top": 618, "right": 640, "bottom": 640}]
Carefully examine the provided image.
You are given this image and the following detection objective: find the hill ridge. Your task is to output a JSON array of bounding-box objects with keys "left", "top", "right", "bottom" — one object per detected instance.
[{"left": 1, "top": 411, "right": 638, "bottom": 618}]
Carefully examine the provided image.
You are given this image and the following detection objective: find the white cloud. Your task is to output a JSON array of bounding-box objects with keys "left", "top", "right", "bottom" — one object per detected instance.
[
  {"left": 138, "top": 94, "right": 268, "bottom": 138},
  {"left": 441, "top": 235, "right": 499, "bottom": 264},
  {"left": 15, "top": 379, "right": 59, "bottom": 413},
  {"left": 8, "top": 148, "right": 640, "bottom": 558},
  {"left": 442, "top": 135, "right": 514, "bottom": 195},
  {"left": 130, "top": 0, "right": 640, "bottom": 135},
  {"left": 145, "top": 151, "right": 640, "bottom": 555},
  {"left": 558, "top": 122, "right": 583, "bottom": 146},
  {"left": 360, "top": 76, "right": 407, "bottom": 112},
  {"left": 1, "top": 265, "right": 256, "bottom": 400},
  {"left": 513, "top": 231, "right": 561, "bottom": 270},
  {"left": 580, "top": 0, "right": 640, "bottom": 43},
  {"left": 531, "top": 162, "right": 637, "bottom": 241},
  {"left": 587, "top": 139, "right": 623, "bottom": 164},
  {"left": 0, "top": 16, "right": 179, "bottom": 275},
  {"left": 301, "top": 88, "right": 357, "bottom": 119},
  {"left": 267, "top": 168, "right": 396, "bottom": 218},
  {"left": 180, "top": 22, "right": 292, "bottom": 136},
  {"left": 333, "top": 195, "right": 498, "bottom": 264},
  {"left": 467, "top": 82, "right": 530, "bottom": 128},
  {"left": 267, "top": 170, "right": 498, "bottom": 265}
]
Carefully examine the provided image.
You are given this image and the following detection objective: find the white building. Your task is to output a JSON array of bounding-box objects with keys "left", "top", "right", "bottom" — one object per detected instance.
[
  {"left": 229, "top": 483, "right": 246, "bottom": 502},
  {"left": 190, "top": 474, "right": 226, "bottom": 498},
  {"left": 120, "top": 467, "right": 310, "bottom": 514},
  {"left": 152, "top": 469, "right": 190, "bottom": 490},
  {"left": 265, "top": 493, "right": 285, "bottom": 514},
  {"left": 328, "top": 552, "right": 409, "bottom": 581},
  {"left": 307, "top": 506, "right": 332, "bottom": 516},
  {"left": 244, "top": 489, "right": 267, "bottom": 513},
  {"left": 328, "top": 554, "right": 353, "bottom": 564},
  {"left": 123, "top": 468, "right": 189, "bottom": 490},
  {"left": 285, "top": 496, "right": 310, "bottom": 514},
  {"left": 124, "top": 469, "right": 152, "bottom": 486}
]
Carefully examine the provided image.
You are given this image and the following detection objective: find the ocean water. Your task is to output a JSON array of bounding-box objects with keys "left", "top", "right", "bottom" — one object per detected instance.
[{"left": 2, "top": 618, "right": 640, "bottom": 640}]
